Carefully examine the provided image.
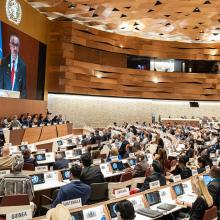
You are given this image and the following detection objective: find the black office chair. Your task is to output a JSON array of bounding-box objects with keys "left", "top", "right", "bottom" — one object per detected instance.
[
  {"left": 88, "top": 182, "right": 108, "bottom": 204},
  {"left": 39, "top": 189, "right": 59, "bottom": 215}
]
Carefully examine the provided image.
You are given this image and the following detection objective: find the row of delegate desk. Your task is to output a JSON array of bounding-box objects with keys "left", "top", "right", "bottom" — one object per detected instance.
[
  {"left": 31, "top": 171, "right": 211, "bottom": 220},
  {"left": 2, "top": 123, "right": 73, "bottom": 146}
]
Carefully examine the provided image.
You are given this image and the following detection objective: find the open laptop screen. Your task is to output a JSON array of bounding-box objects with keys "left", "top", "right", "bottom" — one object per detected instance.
[
  {"left": 34, "top": 154, "right": 46, "bottom": 161},
  {"left": 173, "top": 184, "right": 184, "bottom": 196},
  {"left": 61, "top": 170, "right": 70, "bottom": 180},
  {"left": 145, "top": 191, "right": 161, "bottom": 206},
  {"left": 31, "top": 174, "right": 45, "bottom": 185}
]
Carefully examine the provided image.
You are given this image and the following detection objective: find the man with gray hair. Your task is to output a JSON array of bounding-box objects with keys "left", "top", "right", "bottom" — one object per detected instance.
[{"left": 0, "top": 34, "right": 27, "bottom": 98}]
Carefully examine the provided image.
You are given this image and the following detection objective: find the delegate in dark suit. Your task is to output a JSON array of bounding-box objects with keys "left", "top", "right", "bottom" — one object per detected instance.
[
  {"left": 0, "top": 55, "right": 27, "bottom": 98},
  {"left": 51, "top": 180, "right": 91, "bottom": 208}
]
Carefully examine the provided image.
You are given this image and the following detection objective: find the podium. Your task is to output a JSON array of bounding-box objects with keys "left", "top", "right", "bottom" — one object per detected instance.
[{"left": 0, "top": 89, "right": 20, "bottom": 98}]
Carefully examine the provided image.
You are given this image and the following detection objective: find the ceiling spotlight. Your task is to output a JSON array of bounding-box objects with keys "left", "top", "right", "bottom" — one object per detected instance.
[
  {"left": 154, "top": 1, "right": 162, "bottom": 6},
  {"left": 112, "top": 8, "right": 120, "bottom": 11},
  {"left": 135, "top": 27, "right": 140, "bottom": 31},
  {"left": 204, "top": 0, "right": 211, "bottom": 4},
  {"left": 68, "top": 3, "right": 75, "bottom": 8},
  {"left": 165, "top": 23, "right": 171, "bottom": 26},
  {"left": 89, "top": 7, "right": 95, "bottom": 11},
  {"left": 213, "top": 33, "right": 219, "bottom": 36},
  {"left": 134, "top": 21, "right": 139, "bottom": 26},
  {"left": 148, "top": 9, "right": 154, "bottom": 13},
  {"left": 120, "top": 14, "right": 127, "bottom": 18},
  {"left": 193, "top": 7, "right": 200, "bottom": 12}
]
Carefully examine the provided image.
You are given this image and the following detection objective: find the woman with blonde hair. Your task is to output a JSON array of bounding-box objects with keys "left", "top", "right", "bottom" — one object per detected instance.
[{"left": 176, "top": 176, "right": 213, "bottom": 220}]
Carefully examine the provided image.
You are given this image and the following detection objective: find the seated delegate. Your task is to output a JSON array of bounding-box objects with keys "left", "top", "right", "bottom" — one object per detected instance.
[{"left": 52, "top": 164, "right": 91, "bottom": 208}]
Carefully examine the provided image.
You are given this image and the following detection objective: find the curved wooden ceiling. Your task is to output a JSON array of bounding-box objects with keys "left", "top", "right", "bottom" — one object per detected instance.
[{"left": 27, "top": 0, "right": 220, "bottom": 43}]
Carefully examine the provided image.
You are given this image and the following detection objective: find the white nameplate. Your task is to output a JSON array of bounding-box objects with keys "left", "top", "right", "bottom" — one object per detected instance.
[
  {"left": 128, "top": 195, "right": 144, "bottom": 210},
  {"left": 93, "top": 159, "right": 101, "bottom": 165},
  {"left": 6, "top": 209, "right": 32, "bottom": 220},
  {"left": 0, "top": 170, "right": 10, "bottom": 178},
  {"left": 45, "top": 152, "right": 55, "bottom": 161},
  {"left": 129, "top": 153, "right": 135, "bottom": 158},
  {"left": 62, "top": 198, "right": 82, "bottom": 209},
  {"left": 192, "top": 169, "right": 198, "bottom": 176},
  {"left": 173, "top": 174, "right": 181, "bottom": 182},
  {"left": 213, "top": 161, "right": 218, "bottom": 166},
  {"left": 65, "top": 150, "right": 73, "bottom": 159},
  {"left": 35, "top": 166, "right": 48, "bottom": 172},
  {"left": 45, "top": 172, "right": 58, "bottom": 182},
  {"left": 149, "top": 180, "right": 160, "bottom": 189},
  {"left": 210, "top": 153, "right": 216, "bottom": 158},
  {"left": 115, "top": 187, "right": 130, "bottom": 198},
  {"left": 111, "top": 156, "right": 118, "bottom": 161},
  {"left": 83, "top": 205, "right": 105, "bottom": 220},
  {"left": 205, "top": 166, "right": 210, "bottom": 172}
]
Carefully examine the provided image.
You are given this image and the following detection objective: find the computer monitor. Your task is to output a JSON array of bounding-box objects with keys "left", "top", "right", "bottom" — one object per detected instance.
[
  {"left": 57, "top": 140, "right": 63, "bottom": 146},
  {"left": 110, "top": 161, "right": 124, "bottom": 171},
  {"left": 73, "top": 149, "right": 82, "bottom": 157},
  {"left": 172, "top": 184, "right": 184, "bottom": 196},
  {"left": 117, "top": 161, "right": 125, "bottom": 171},
  {"left": 145, "top": 191, "right": 161, "bottom": 206},
  {"left": 203, "top": 174, "right": 213, "bottom": 186},
  {"left": 31, "top": 174, "right": 45, "bottom": 185},
  {"left": 67, "top": 138, "right": 73, "bottom": 145},
  {"left": 61, "top": 170, "right": 71, "bottom": 180},
  {"left": 128, "top": 159, "right": 137, "bottom": 166},
  {"left": 18, "top": 145, "right": 28, "bottom": 152},
  {"left": 107, "top": 202, "right": 119, "bottom": 218},
  {"left": 34, "top": 154, "right": 46, "bottom": 161},
  {"left": 71, "top": 211, "right": 84, "bottom": 220}
]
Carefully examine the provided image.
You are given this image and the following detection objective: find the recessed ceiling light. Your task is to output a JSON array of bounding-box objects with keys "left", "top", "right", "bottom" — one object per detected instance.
[
  {"left": 204, "top": 0, "right": 211, "bottom": 4},
  {"left": 193, "top": 7, "right": 200, "bottom": 12},
  {"left": 154, "top": 1, "right": 162, "bottom": 6},
  {"left": 112, "top": 8, "right": 120, "bottom": 11},
  {"left": 68, "top": 3, "right": 75, "bottom": 8},
  {"left": 148, "top": 9, "right": 154, "bottom": 13},
  {"left": 121, "top": 14, "right": 127, "bottom": 18},
  {"left": 152, "top": 77, "right": 159, "bottom": 84}
]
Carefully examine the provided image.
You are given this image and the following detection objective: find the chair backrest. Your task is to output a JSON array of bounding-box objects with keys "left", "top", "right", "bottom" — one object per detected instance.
[
  {"left": 120, "top": 172, "right": 133, "bottom": 182},
  {"left": 89, "top": 182, "right": 108, "bottom": 202},
  {"left": 202, "top": 206, "right": 217, "bottom": 220},
  {"left": 23, "top": 163, "right": 35, "bottom": 171},
  {"left": 0, "top": 194, "right": 29, "bottom": 206}
]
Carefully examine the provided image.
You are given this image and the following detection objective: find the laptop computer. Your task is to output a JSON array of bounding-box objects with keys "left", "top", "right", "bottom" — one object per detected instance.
[
  {"left": 172, "top": 184, "right": 184, "bottom": 197},
  {"left": 61, "top": 170, "right": 71, "bottom": 181},
  {"left": 110, "top": 161, "right": 125, "bottom": 172},
  {"left": 18, "top": 145, "right": 28, "bottom": 152},
  {"left": 145, "top": 191, "right": 161, "bottom": 206},
  {"left": 107, "top": 202, "right": 119, "bottom": 218},
  {"left": 34, "top": 153, "right": 46, "bottom": 161},
  {"left": 136, "top": 208, "right": 163, "bottom": 218},
  {"left": 57, "top": 140, "right": 63, "bottom": 146},
  {"left": 128, "top": 158, "right": 137, "bottom": 167},
  {"left": 71, "top": 211, "right": 84, "bottom": 220},
  {"left": 31, "top": 174, "right": 45, "bottom": 185}
]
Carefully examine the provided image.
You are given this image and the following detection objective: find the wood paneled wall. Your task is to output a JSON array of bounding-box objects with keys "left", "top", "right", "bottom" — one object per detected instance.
[
  {"left": 49, "top": 21, "right": 220, "bottom": 61},
  {"left": 0, "top": 98, "right": 47, "bottom": 119},
  {"left": 46, "top": 21, "right": 220, "bottom": 101}
]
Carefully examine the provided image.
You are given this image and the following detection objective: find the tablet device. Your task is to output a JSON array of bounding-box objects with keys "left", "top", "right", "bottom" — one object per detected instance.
[
  {"left": 172, "top": 184, "right": 184, "bottom": 196},
  {"left": 31, "top": 174, "right": 45, "bottom": 185},
  {"left": 61, "top": 170, "right": 70, "bottom": 180},
  {"left": 34, "top": 154, "right": 46, "bottom": 161},
  {"left": 145, "top": 191, "right": 161, "bottom": 206}
]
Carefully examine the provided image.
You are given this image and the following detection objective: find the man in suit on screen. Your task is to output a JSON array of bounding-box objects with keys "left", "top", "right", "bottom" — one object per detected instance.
[{"left": 0, "top": 34, "right": 27, "bottom": 98}]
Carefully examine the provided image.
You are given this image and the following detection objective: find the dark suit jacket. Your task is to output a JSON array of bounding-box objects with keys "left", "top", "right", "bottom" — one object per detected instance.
[
  {"left": 208, "top": 179, "right": 220, "bottom": 207},
  {"left": 51, "top": 180, "right": 91, "bottom": 208},
  {"left": 81, "top": 165, "right": 105, "bottom": 185},
  {"left": 0, "top": 55, "right": 27, "bottom": 98},
  {"left": 140, "top": 172, "right": 166, "bottom": 191},
  {"left": 53, "top": 158, "right": 69, "bottom": 170}
]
